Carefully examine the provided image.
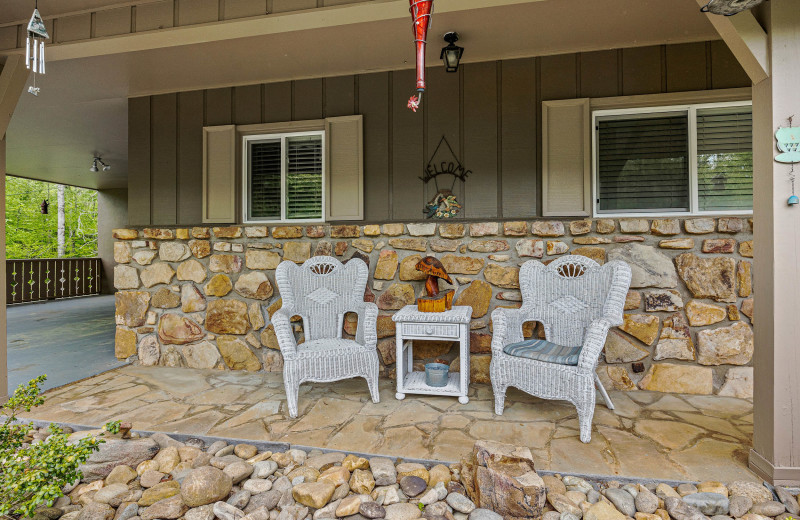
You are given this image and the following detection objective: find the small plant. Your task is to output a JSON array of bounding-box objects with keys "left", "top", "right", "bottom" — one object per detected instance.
[
  {"left": 417, "top": 502, "right": 425, "bottom": 512},
  {"left": 103, "top": 420, "right": 122, "bottom": 435},
  {"left": 0, "top": 376, "right": 104, "bottom": 517}
]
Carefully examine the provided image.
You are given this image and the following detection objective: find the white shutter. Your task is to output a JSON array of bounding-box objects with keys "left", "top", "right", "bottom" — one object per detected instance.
[
  {"left": 325, "top": 115, "right": 364, "bottom": 221},
  {"left": 542, "top": 99, "right": 591, "bottom": 217},
  {"left": 202, "top": 125, "right": 237, "bottom": 223}
]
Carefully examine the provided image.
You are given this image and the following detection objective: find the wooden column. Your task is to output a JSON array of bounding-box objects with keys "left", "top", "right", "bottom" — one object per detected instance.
[
  {"left": 0, "top": 56, "right": 30, "bottom": 401},
  {"left": 750, "top": 0, "right": 800, "bottom": 486}
]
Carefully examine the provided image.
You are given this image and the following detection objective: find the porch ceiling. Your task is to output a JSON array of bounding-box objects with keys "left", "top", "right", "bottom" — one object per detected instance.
[{"left": 3, "top": 0, "right": 717, "bottom": 190}]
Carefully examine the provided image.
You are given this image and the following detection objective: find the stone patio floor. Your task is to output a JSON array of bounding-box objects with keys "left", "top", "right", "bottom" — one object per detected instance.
[{"left": 22, "top": 365, "right": 756, "bottom": 483}]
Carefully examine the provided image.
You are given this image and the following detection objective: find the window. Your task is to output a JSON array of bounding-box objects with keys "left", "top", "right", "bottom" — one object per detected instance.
[
  {"left": 243, "top": 131, "right": 325, "bottom": 223},
  {"left": 593, "top": 102, "right": 752, "bottom": 216}
]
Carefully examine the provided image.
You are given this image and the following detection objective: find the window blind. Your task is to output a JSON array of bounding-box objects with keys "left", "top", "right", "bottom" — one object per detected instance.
[
  {"left": 597, "top": 114, "right": 690, "bottom": 212},
  {"left": 249, "top": 139, "right": 282, "bottom": 219},
  {"left": 696, "top": 107, "right": 753, "bottom": 211},
  {"left": 285, "top": 135, "right": 323, "bottom": 220}
]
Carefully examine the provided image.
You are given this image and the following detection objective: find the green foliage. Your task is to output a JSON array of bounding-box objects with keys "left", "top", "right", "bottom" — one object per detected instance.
[
  {"left": 103, "top": 420, "right": 122, "bottom": 435},
  {"left": 5, "top": 177, "right": 98, "bottom": 259},
  {"left": 0, "top": 376, "right": 103, "bottom": 517}
]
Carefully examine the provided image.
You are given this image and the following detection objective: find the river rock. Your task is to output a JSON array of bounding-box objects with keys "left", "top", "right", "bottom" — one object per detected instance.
[
  {"left": 369, "top": 458, "right": 397, "bottom": 486},
  {"left": 749, "top": 501, "right": 786, "bottom": 517},
  {"left": 213, "top": 501, "right": 245, "bottom": 520},
  {"left": 775, "top": 488, "right": 800, "bottom": 515},
  {"left": 141, "top": 495, "right": 188, "bottom": 520},
  {"left": 682, "top": 493, "right": 729, "bottom": 516},
  {"left": 606, "top": 488, "right": 636, "bottom": 517},
  {"left": 292, "top": 481, "right": 336, "bottom": 509},
  {"left": 585, "top": 501, "right": 625, "bottom": 520},
  {"left": 400, "top": 476, "right": 427, "bottom": 497},
  {"left": 636, "top": 487, "right": 659, "bottom": 514},
  {"left": 665, "top": 497, "right": 710, "bottom": 520},
  {"left": 181, "top": 466, "right": 233, "bottom": 507},
  {"left": 384, "top": 503, "right": 422, "bottom": 520}
]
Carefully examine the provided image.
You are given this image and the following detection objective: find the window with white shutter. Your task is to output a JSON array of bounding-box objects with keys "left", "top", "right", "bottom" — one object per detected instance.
[
  {"left": 243, "top": 131, "right": 325, "bottom": 223},
  {"left": 592, "top": 101, "right": 752, "bottom": 216}
]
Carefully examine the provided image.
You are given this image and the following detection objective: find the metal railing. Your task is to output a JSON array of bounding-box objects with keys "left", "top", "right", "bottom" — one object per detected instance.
[{"left": 6, "top": 258, "right": 102, "bottom": 304}]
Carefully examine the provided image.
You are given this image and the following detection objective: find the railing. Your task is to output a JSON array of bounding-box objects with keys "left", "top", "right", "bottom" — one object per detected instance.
[{"left": 6, "top": 258, "right": 102, "bottom": 304}]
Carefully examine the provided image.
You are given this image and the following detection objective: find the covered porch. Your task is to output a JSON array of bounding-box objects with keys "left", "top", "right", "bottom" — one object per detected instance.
[
  {"left": 22, "top": 364, "right": 755, "bottom": 482},
  {"left": 0, "top": 0, "right": 798, "bottom": 487}
]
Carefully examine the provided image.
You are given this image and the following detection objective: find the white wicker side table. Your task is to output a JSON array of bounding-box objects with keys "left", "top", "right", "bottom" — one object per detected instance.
[{"left": 392, "top": 305, "right": 472, "bottom": 404}]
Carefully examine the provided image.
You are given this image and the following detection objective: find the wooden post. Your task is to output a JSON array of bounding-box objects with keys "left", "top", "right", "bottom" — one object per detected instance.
[
  {"left": 749, "top": 0, "right": 800, "bottom": 486},
  {"left": 0, "top": 56, "right": 30, "bottom": 401}
]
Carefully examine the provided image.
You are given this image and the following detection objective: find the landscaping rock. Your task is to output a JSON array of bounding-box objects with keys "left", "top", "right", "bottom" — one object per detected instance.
[
  {"left": 750, "top": 502, "right": 786, "bottom": 517},
  {"left": 80, "top": 439, "right": 160, "bottom": 482},
  {"left": 293, "top": 481, "right": 336, "bottom": 509},
  {"left": 605, "top": 488, "right": 636, "bottom": 517},
  {"left": 141, "top": 496, "right": 188, "bottom": 520},
  {"left": 682, "top": 493, "right": 729, "bottom": 516},
  {"left": 181, "top": 466, "right": 233, "bottom": 507},
  {"left": 664, "top": 497, "right": 710, "bottom": 520},
  {"left": 370, "top": 458, "right": 397, "bottom": 486},
  {"left": 461, "top": 440, "right": 546, "bottom": 519}
]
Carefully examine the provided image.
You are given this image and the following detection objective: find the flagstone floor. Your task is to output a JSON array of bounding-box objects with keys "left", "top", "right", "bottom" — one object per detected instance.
[{"left": 23, "top": 365, "right": 756, "bottom": 483}]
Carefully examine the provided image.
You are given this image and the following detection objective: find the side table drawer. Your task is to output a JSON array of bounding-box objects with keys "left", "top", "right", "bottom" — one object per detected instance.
[{"left": 402, "top": 323, "right": 459, "bottom": 338}]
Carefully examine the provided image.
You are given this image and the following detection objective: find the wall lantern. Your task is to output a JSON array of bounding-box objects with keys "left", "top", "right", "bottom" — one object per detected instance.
[
  {"left": 440, "top": 32, "right": 464, "bottom": 73},
  {"left": 40, "top": 199, "right": 49, "bottom": 214},
  {"left": 91, "top": 156, "right": 111, "bottom": 172}
]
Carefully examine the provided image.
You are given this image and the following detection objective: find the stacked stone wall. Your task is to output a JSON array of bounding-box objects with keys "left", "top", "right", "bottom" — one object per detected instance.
[{"left": 112, "top": 217, "right": 753, "bottom": 397}]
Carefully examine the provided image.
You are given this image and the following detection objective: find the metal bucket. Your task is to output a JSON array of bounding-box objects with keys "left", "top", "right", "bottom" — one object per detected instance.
[{"left": 425, "top": 363, "right": 450, "bottom": 387}]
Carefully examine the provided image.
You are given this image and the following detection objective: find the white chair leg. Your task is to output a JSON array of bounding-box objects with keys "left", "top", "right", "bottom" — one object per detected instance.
[
  {"left": 576, "top": 400, "right": 595, "bottom": 443},
  {"left": 366, "top": 373, "right": 380, "bottom": 404},
  {"left": 284, "top": 368, "right": 300, "bottom": 418},
  {"left": 594, "top": 373, "right": 615, "bottom": 410}
]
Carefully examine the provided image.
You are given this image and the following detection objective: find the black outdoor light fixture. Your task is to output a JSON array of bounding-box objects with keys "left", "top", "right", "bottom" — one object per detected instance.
[{"left": 440, "top": 32, "right": 463, "bottom": 73}]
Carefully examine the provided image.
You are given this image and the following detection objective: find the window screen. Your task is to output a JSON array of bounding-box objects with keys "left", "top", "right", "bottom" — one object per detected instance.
[
  {"left": 597, "top": 113, "right": 690, "bottom": 212},
  {"left": 696, "top": 107, "right": 753, "bottom": 211}
]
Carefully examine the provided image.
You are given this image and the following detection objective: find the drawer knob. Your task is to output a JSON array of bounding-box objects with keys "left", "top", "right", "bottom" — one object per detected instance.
[{"left": 425, "top": 327, "right": 434, "bottom": 335}]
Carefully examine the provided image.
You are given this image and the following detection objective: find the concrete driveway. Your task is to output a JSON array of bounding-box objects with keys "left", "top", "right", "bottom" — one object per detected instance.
[{"left": 7, "top": 294, "right": 123, "bottom": 395}]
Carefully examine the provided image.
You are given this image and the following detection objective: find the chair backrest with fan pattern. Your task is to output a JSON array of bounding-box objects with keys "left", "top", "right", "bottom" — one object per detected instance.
[
  {"left": 519, "top": 255, "right": 624, "bottom": 347},
  {"left": 275, "top": 256, "right": 368, "bottom": 341}
]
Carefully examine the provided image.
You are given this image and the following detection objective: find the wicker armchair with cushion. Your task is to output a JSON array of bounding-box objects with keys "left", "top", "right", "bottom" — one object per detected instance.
[{"left": 490, "top": 255, "right": 632, "bottom": 443}]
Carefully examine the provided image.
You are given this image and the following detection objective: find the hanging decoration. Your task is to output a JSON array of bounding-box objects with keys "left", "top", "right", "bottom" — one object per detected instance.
[
  {"left": 421, "top": 136, "right": 470, "bottom": 218},
  {"left": 700, "top": 0, "right": 764, "bottom": 16},
  {"left": 25, "top": 1, "right": 49, "bottom": 96},
  {"left": 40, "top": 199, "right": 49, "bottom": 215},
  {"left": 776, "top": 117, "right": 800, "bottom": 206},
  {"left": 407, "top": 0, "right": 434, "bottom": 112}
]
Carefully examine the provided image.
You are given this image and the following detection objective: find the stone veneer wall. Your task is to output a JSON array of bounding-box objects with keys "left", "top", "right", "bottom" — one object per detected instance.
[{"left": 112, "top": 217, "right": 754, "bottom": 398}]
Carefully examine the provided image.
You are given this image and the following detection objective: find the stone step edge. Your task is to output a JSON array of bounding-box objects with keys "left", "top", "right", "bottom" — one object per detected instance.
[{"left": 16, "top": 417, "right": 745, "bottom": 490}]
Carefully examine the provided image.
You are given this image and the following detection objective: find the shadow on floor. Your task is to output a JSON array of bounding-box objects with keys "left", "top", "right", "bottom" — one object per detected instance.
[{"left": 7, "top": 294, "right": 123, "bottom": 395}]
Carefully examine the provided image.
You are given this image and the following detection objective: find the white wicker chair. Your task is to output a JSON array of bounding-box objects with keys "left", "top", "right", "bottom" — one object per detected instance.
[
  {"left": 490, "top": 255, "right": 632, "bottom": 443},
  {"left": 272, "top": 256, "right": 380, "bottom": 418}
]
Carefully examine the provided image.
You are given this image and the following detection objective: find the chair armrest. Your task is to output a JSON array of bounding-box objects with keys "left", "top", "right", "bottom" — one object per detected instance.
[
  {"left": 490, "top": 307, "right": 531, "bottom": 354},
  {"left": 350, "top": 302, "right": 379, "bottom": 348},
  {"left": 272, "top": 307, "right": 298, "bottom": 358},
  {"left": 577, "top": 318, "right": 613, "bottom": 372}
]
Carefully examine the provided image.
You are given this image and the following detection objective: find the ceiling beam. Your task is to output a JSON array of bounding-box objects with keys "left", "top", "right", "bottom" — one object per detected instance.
[
  {"left": 0, "top": 55, "right": 29, "bottom": 139},
  {"left": 0, "top": 0, "right": 550, "bottom": 62},
  {"left": 697, "top": 2, "right": 769, "bottom": 83}
]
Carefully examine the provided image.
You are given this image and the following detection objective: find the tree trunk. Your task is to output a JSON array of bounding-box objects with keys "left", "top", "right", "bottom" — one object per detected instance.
[{"left": 57, "top": 184, "right": 65, "bottom": 258}]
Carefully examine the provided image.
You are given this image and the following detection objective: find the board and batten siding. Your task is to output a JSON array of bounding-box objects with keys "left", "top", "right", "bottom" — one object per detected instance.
[{"left": 127, "top": 40, "right": 750, "bottom": 226}]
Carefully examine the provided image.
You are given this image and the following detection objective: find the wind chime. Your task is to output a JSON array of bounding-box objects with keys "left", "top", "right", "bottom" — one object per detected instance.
[
  {"left": 407, "top": 0, "right": 433, "bottom": 112},
  {"left": 776, "top": 116, "right": 800, "bottom": 205},
  {"left": 25, "top": 1, "right": 49, "bottom": 96}
]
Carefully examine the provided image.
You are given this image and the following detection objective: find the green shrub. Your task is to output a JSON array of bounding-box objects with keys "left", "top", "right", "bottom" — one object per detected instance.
[{"left": 0, "top": 376, "right": 103, "bottom": 517}]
